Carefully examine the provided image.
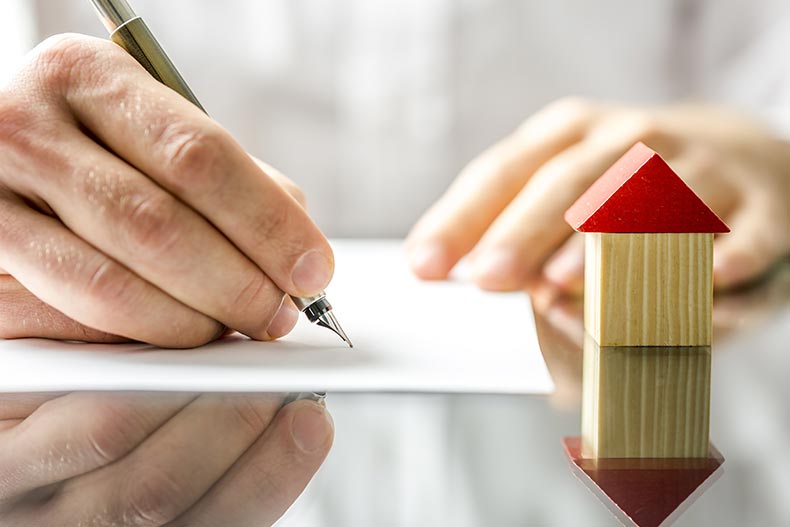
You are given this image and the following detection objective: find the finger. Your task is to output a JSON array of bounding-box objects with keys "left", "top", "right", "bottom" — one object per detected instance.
[
  {"left": 265, "top": 297, "right": 300, "bottom": 340},
  {"left": 406, "top": 97, "right": 595, "bottom": 279},
  {"left": 543, "top": 233, "right": 585, "bottom": 295},
  {"left": 46, "top": 393, "right": 284, "bottom": 526},
  {"left": 36, "top": 35, "right": 333, "bottom": 297},
  {"left": 469, "top": 137, "right": 634, "bottom": 290},
  {"left": 0, "top": 419, "right": 23, "bottom": 433},
  {"left": 666, "top": 148, "right": 739, "bottom": 220},
  {"left": 0, "top": 193, "right": 222, "bottom": 347},
  {"left": 12, "top": 126, "right": 288, "bottom": 341},
  {"left": 0, "top": 392, "right": 193, "bottom": 502},
  {"left": 252, "top": 157, "right": 307, "bottom": 209},
  {"left": 0, "top": 275, "right": 128, "bottom": 343},
  {"left": 169, "top": 399, "right": 334, "bottom": 527},
  {"left": 0, "top": 393, "right": 64, "bottom": 421},
  {"left": 713, "top": 199, "right": 790, "bottom": 290}
]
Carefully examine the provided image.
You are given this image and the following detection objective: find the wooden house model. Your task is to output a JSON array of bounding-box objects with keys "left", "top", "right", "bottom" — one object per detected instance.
[{"left": 565, "top": 142, "right": 729, "bottom": 347}]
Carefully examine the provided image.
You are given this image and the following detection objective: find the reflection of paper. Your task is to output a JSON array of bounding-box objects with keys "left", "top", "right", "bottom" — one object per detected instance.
[{"left": 0, "top": 240, "right": 553, "bottom": 394}]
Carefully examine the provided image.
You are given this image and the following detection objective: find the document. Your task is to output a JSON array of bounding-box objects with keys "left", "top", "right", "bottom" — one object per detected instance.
[{"left": 0, "top": 240, "right": 554, "bottom": 394}]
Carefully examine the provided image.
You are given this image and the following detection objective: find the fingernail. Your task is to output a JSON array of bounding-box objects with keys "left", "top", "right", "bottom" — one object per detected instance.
[
  {"left": 291, "top": 404, "right": 334, "bottom": 453},
  {"left": 292, "top": 250, "right": 333, "bottom": 295},
  {"left": 407, "top": 243, "right": 449, "bottom": 280},
  {"left": 266, "top": 301, "right": 300, "bottom": 339},
  {"left": 472, "top": 248, "right": 524, "bottom": 290}
]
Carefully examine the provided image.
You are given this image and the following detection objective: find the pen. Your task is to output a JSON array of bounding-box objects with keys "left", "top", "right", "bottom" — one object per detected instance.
[{"left": 87, "top": 0, "right": 352, "bottom": 350}]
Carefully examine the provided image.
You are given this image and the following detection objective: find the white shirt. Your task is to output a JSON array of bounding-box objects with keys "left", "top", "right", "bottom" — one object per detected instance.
[{"left": 2, "top": 0, "right": 788, "bottom": 237}]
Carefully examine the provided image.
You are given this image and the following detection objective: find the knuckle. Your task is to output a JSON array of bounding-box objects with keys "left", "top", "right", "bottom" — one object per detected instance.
[
  {"left": 0, "top": 95, "right": 31, "bottom": 145},
  {"left": 253, "top": 467, "right": 291, "bottom": 507},
  {"left": 538, "top": 153, "right": 575, "bottom": 182},
  {"left": 122, "top": 466, "right": 186, "bottom": 526},
  {"left": 549, "top": 96, "right": 594, "bottom": 120},
  {"left": 519, "top": 96, "right": 595, "bottom": 138},
  {"left": 158, "top": 122, "right": 228, "bottom": 197},
  {"left": 251, "top": 198, "right": 297, "bottom": 248},
  {"left": 0, "top": 92, "right": 61, "bottom": 167},
  {"left": 686, "top": 147, "right": 718, "bottom": 180},
  {"left": 122, "top": 192, "right": 183, "bottom": 257},
  {"left": 228, "top": 272, "right": 279, "bottom": 328},
  {"left": 27, "top": 34, "right": 104, "bottom": 94},
  {"left": 81, "top": 401, "right": 149, "bottom": 465},
  {"left": 593, "top": 112, "right": 665, "bottom": 149},
  {"left": 619, "top": 114, "right": 663, "bottom": 145},
  {"left": 84, "top": 259, "right": 137, "bottom": 310},
  {"left": 225, "top": 394, "right": 277, "bottom": 436}
]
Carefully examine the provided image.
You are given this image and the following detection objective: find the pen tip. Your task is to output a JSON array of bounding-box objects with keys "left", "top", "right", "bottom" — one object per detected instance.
[{"left": 316, "top": 312, "right": 353, "bottom": 349}]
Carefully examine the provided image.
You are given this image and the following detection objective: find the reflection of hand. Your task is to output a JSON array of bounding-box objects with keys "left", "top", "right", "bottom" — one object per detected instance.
[
  {"left": 0, "top": 34, "right": 334, "bottom": 347},
  {"left": 0, "top": 392, "right": 333, "bottom": 526},
  {"left": 406, "top": 99, "right": 790, "bottom": 293}
]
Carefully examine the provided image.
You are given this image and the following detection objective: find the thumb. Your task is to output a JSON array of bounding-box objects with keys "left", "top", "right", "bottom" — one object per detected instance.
[
  {"left": 169, "top": 399, "right": 334, "bottom": 527},
  {"left": 713, "top": 204, "right": 789, "bottom": 290}
]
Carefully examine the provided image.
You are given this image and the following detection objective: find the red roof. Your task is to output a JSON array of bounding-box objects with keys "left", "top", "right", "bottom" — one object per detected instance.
[{"left": 564, "top": 142, "right": 729, "bottom": 233}]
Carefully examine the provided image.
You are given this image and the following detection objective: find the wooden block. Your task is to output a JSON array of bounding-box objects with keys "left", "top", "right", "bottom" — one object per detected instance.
[
  {"left": 584, "top": 232, "right": 713, "bottom": 347},
  {"left": 581, "top": 334, "right": 711, "bottom": 459}
]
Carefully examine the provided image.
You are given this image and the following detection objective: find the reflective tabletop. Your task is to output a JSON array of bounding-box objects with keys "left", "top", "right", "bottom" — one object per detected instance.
[
  {"left": 281, "top": 265, "right": 789, "bottom": 527},
  {"left": 1, "top": 267, "right": 787, "bottom": 527}
]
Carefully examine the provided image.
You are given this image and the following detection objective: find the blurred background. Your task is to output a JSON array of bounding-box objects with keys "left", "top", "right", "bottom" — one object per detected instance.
[{"left": 1, "top": 0, "right": 787, "bottom": 238}]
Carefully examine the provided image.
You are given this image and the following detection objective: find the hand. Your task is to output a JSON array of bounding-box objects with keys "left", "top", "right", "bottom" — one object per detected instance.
[
  {"left": 0, "top": 34, "right": 334, "bottom": 347},
  {"left": 406, "top": 98, "right": 790, "bottom": 293},
  {"left": 0, "top": 391, "right": 333, "bottom": 526}
]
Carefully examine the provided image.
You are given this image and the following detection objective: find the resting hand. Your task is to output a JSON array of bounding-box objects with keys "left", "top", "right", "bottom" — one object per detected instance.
[
  {"left": 406, "top": 98, "right": 790, "bottom": 293},
  {"left": 0, "top": 34, "right": 333, "bottom": 347},
  {"left": 0, "top": 392, "right": 333, "bottom": 526}
]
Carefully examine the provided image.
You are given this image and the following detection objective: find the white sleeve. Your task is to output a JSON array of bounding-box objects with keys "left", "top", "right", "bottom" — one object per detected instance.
[{"left": 0, "top": 0, "right": 37, "bottom": 87}]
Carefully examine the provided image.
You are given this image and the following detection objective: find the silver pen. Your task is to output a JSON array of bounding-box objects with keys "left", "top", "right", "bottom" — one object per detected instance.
[{"left": 87, "top": 0, "right": 351, "bottom": 400}]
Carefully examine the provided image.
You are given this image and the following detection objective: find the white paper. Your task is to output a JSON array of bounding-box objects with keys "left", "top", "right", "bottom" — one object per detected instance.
[{"left": 0, "top": 240, "right": 553, "bottom": 394}]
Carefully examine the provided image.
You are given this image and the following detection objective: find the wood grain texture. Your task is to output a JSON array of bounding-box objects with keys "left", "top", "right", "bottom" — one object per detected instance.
[
  {"left": 581, "top": 334, "right": 711, "bottom": 459},
  {"left": 584, "top": 232, "right": 713, "bottom": 347}
]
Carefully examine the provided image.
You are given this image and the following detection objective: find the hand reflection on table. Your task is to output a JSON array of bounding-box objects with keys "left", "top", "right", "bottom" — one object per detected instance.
[{"left": 0, "top": 392, "right": 333, "bottom": 526}]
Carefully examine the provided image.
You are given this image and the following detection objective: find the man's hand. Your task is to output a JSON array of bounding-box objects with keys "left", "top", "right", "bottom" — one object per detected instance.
[
  {"left": 406, "top": 98, "right": 790, "bottom": 293},
  {"left": 0, "top": 34, "right": 334, "bottom": 347},
  {"left": 0, "top": 392, "right": 333, "bottom": 526}
]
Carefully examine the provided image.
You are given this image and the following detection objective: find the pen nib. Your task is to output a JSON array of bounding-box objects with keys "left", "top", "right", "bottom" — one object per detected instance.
[{"left": 316, "top": 312, "right": 353, "bottom": 348}]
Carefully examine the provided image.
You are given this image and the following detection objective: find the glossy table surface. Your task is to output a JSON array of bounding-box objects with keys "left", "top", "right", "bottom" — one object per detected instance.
[
  {"left": 278, "top": 265, "right": 790, "bottom": 527},
  {"left": 2, "top": 267, "right": 787, "bottom": 527}
]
